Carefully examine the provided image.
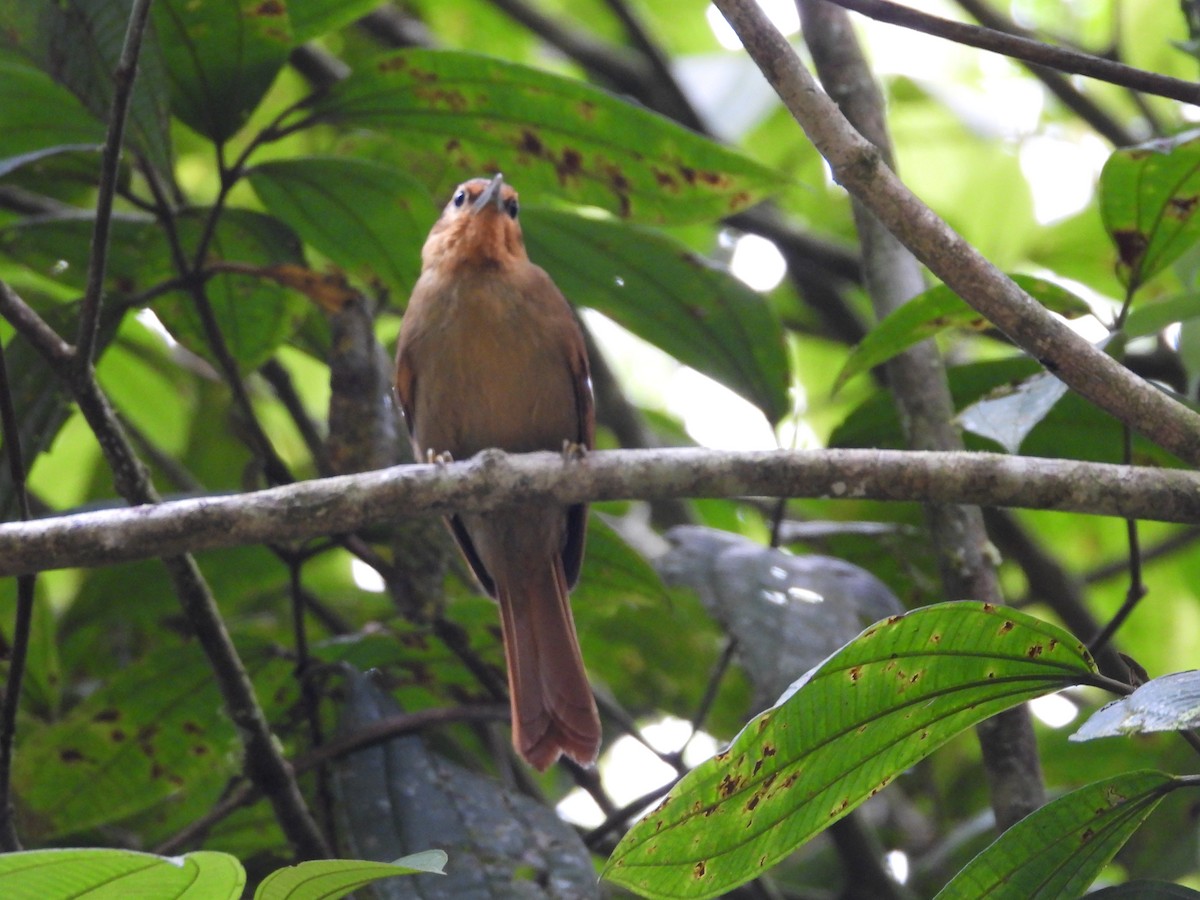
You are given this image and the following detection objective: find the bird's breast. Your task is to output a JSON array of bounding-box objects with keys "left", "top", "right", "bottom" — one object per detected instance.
[{"left": 407, "top": 271, "right": 579, "bottom": 460}]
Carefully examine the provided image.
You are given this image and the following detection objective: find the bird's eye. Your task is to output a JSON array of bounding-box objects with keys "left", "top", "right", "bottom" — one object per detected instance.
[
  {"left": 505, "top": 198, "right": 519, "bottom": 219},
  {"left": 452, "top": 190, "right": 467, "bottom": 208}
]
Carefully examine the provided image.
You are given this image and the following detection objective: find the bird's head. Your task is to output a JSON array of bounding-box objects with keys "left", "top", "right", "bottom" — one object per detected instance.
[{"left": 421, "top": 173, "right": 527, "bottom": 271}]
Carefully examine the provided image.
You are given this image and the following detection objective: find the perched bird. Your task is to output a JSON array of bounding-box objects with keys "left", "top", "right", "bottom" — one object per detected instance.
[{"left": 394, "top": 174, "right": 601, "bottom": 770}]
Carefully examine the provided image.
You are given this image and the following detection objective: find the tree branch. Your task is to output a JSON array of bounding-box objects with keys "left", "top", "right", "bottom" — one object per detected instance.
[
  {"left": 713, "top": 0, "right": 1200, "bottom": 467},
  {"left": 2, "top": 448, "right": 1199, "bottom": 576},
  {"left": 799, "top": 0, "right": 1044, "bottom": 830}
]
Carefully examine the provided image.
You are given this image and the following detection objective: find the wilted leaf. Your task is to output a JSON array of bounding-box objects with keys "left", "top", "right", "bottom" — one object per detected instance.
[
  {"left": 1071, "top": 670, "right": 1200, "bottom": 741},
  {"left": 154, "top": 0, "right": 291, "bottom": 143},
  {"left": 835, "top": 275, "right": 1091, "bottom": 391},
  {"left": 307, "top": 49, "right": 777, "bottom": 224},
  {"left": 933, "top": 771, "right": 1177, "bottom": 899},
  {"left": 604, "top": 602, "right": 1098, "bottom": 899},
  {"left": 657, "top": 525, "right": 903, "bottom": 709},
  {"left": 1100, "top": 131, "right": 1200, "bottom": 289},
  {"left": 523, "top": 208, "right": 790, "bottom": 422},
  {"left": 956, "top": 370, "right": 1071, "bottom": 454}
]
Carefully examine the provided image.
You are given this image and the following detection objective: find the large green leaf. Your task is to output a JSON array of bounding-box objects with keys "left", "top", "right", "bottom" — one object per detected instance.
[
  {"left": 153, "top": 0, "right": 292, "bottom": 143},
  {"left": 287, "top": 0, "right": 382, "bottom": 42},
  {"left": 0, "top": 59, "right": 104, "bottom": 159},
  {"left": 0, "top": 849, "right": 244, "bottom": 900},
  {"left": 306, "top": 49, "right": 778, "bottom": 224},
  {"left": 834, "top": 275, "right": 1092, "bottom": 391},
  {"left": 248, "top": 157, "right": 431, "bottom": 297},
  {"left": 0, "top": 0, "right": 172, "bottom": 174},
  {"left": 933, "top": 772, "right": 1177, "bottom": 899},
  {"left": 523, "top": 208, "right": 790, "bottom": 422},
  {"left": 12, "top": 641, "right": 288, "bottom": 840},
  {"left": 1100, "top": 131, "right": 1200, "bottom": 290},
  {"left": 604, "top": 602, "right": 1098, "bottom": 899}
]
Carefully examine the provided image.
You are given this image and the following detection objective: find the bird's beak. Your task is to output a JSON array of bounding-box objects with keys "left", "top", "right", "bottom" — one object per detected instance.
[{"left": 472, "top": 173, "right": 505, "bottom": 214}]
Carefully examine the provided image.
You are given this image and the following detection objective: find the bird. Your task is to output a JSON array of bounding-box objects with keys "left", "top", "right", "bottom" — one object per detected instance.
[{"left": 394, "top": 173, "right": 601, "bottom": 770}]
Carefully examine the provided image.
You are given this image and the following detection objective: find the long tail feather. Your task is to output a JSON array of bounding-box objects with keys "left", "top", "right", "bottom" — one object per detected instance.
[{"left": 497, "top": 561, "right": 600, "bottom": 770}]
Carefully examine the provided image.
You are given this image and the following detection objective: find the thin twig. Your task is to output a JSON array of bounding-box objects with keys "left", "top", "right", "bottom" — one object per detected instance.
[
  {"left": 1084, "top": 525, "right": 1200, "bottom": 585},
  {"left": 830, "top": 0, "right": 1198, "bottom": 112},
  {"left": 1, "top": 281, "right": 330, "bottom": 859},
  {"left": 76, "top": 0, "right": 155, "bottom": 367},
  {"left": 0, "top": 341, "right": 34, "bottom": 852}
]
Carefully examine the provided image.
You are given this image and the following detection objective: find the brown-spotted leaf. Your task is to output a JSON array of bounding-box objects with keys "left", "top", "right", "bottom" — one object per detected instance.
[
  {"left": 604, "top": 602, "right": 1097, "bottom": 900},
  {"left": 1100, "top": 131, "right": 1200, "bottom": 289},
  {"left": 306, "top": 49, "right": 778, "bottom": 225}
]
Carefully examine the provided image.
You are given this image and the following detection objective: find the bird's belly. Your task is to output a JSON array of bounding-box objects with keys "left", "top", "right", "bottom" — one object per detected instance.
[{"left": 414, "top": 314, "right": 577, "bottom": 460}]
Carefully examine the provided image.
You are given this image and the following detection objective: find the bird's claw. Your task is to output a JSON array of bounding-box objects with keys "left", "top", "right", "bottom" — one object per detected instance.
[
  {"left": 561, "top": 440, "right": 587, "bottom": 462},
  {"left": 426, "top": 449, "right": 454, "bottom": 466}
]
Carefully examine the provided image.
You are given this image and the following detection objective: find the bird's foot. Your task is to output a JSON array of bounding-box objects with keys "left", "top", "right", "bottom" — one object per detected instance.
[
  {"left": 561, "top": 440, "right": 588, "bottom": 462},
  {"left": 426, "top": 449, "right": 454, "bottom": 466}
]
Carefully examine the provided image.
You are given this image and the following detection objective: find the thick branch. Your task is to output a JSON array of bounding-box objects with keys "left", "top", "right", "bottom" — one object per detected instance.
[
  {"left": 713, "top": 0, "right": 1200, "bottom": 466},
  {"left": 799, "top": 0, "right": 1043, "bottom": 828},
  {"left": 3, "top": 448, "right": 1200, "bottom": 576}
]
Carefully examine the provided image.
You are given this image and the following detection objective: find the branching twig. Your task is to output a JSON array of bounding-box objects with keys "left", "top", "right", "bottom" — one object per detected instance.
[
  {"left": 76, "top": 0, "right": 155, "bottom": 368},
  {"left": 0, "top": 282, "right": 330, "bottom": 860},
  {"left": 154, "top": 702, "right": 509, "bottom": 855}
]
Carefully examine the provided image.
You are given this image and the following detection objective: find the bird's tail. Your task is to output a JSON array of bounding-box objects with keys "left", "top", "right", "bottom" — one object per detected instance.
[{"left": 497, "top": 561, "right": 601, "bottom": 770}]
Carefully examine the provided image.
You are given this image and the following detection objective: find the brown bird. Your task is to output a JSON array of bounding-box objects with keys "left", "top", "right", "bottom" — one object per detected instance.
[{"left": 394, "top": 174, "right": 601, "bottom": 770}]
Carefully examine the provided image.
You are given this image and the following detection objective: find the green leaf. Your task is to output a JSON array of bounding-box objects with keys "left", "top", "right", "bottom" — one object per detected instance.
[
  {"left": 0, "top": 59, "right": 105, "bottom": 159},
  {"left": 11, "top": 641, "right": 280, "bottom": 839},
  {"left": 834, "top": 275, "right": 1092, "bottom": 391},
  {"left": 1100, "top": 131, "right": 1200, "bottom": 289},
  {"left": 523, "top": 208, "right": 790, "bottom": 422},
  {"left": 253, "top": 854, "right": 447, "bottom": 900},
  {"left": 154, "top": 209, "right": 310, "bottom": 370},
  {"left": 307, "top": 49, "right": 777, "bottom": 224},
  {"left": 248, "top": 157, "right": 431, "bottom": 296},
  {"left": 0, "top": 849, "right": 244, "bottom": 900},
  {"left": 0, "top": 0, "right": 173, "bottom": 174},
  {"left": 1122, "top": 290, "right": 1200, "bottom": 339},
  {"left": 153, "top": 0, "right": 292, "bottom": 143},
  {"left": 933, "top": 771, "right": 1177, "bottom": 899},
  {"left": 604, "top": 602, "right": 1097, "bottom": 900},
  {"left": 287, "top": 0, "right": 382, "bottom": 42}
]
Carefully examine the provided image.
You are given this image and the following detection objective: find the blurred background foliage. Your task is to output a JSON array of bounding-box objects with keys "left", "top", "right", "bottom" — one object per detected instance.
[{"left": 1, "top": 0, "right": 1199, "bottom": 896}]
